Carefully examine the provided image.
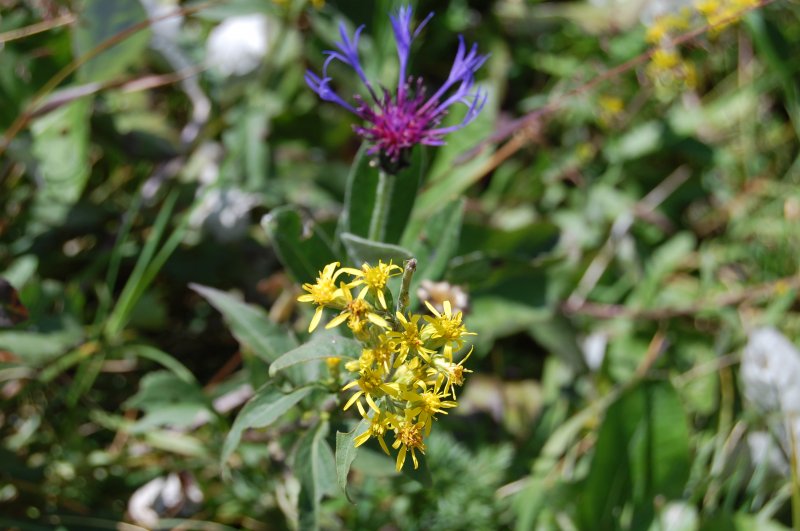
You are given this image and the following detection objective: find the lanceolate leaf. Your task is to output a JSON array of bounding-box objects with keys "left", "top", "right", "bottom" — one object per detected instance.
[
  {"left": 340, "top": 232, "right": 414, "bottom": 267},
  {"left": 269, "top": 335, "right": 361, "bottom": 377},
  {"left": 190, "top": 284, "right": 297, "bottom": 364},
  {"left": 262, "top": 206, "right": 338, "bottom": 285},
  {"left": 400, "top": 199, "right": 465, "bottom": 303},
  {"left": 578, "top": 380, "right": 691, "bottom": 529},
  {"left": 296, "top": 420, "right": 337, "bottom": 531},
  {"left": 221, "top": 384, "right": 312, "bottom": 468},
  {"left": 72, "top": 0, "right": 151, "bottom": 83},
  {"left": 336, "top": 420, "right": 368, "bottom": 503}
]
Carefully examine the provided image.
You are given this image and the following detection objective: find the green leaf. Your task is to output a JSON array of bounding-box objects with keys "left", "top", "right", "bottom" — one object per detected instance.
[
  {"left": 383, "top": 148, "right": 426, "bottom": 243},
  {"left": 296, "top": 420, "right": 337, "bottom": 531},
  {"left": 269, "top": 334, "right": 361, "bottom": 377},
  {"left": 124, "top": 371, "right": 207, "bottom": 411},
  {"left": 0, "top": 317, "right": 83, "bottom": 368},
  {"left": 339, "top": 145, "right": 426, "bottom": 244},
  {"left": 340, "top": 232, "right": 414, "bottom": 266},
  {"left": 339, "top": 146, "right": 374, "bottom": 241},
  {"left": 120, "top": 344, "right": 197, "bottom": 384},
  {"left": 261, "top": 206, "right": 338, "bottom": 285},
  {"left": 335, "top": 420, "right": 367, "bottom": 503},
  {"left": 605, "top": 121, "right": 666, "bottom": 163},
  {"left": 30, "top": 97, "right": 91, "bottom": 228},
  {"left": 221, "top": 384, "right": 312, "bottom": 467},
  {"left": 191, "top": 284, "right": 297, "bottom": 364},
  {"left": 628, "top": 232, "right": 696, "bottom": 308},
  {"left": 413, "top": 81, "right": 498, "bottom": 219},
  {"left": 72, "top": 0, "right": 150, "bottom": 83},
  {"left": 402, "top": 199, "right": 465, "bottom": 294},
  {"left": 578, "top": 380, "right": 691, "bottom": 529}
]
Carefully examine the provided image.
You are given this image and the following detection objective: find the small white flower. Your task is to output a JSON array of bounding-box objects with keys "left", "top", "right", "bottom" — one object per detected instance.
[
  {"left": 206, "top": 14, "right": 273, "bottom": 77},
  {"left": 740, "top": 327, "right": 800, "bottom": 415},
  {"left": 189, "top": 188, "right": 259, "bottom": 242}
]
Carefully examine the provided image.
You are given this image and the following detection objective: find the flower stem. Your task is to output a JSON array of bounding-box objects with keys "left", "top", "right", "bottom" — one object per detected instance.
[
  {"left": 397, "top": 258, "right": 417, "bottom": 316},
  {"left": 367, "top": 170, "right": 395, "bottom": 242}
]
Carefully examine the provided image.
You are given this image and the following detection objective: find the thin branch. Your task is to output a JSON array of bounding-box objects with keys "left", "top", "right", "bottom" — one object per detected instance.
[
  {"left": 564, "top": 274, "right": 800, "bottom": 320},
  {"left": 0, "top": 13, "right": 75, "bottom": 44}
]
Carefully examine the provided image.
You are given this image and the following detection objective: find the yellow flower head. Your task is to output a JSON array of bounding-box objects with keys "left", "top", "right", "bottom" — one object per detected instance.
[
  {"left": 343, "top": 260, "right": 402, "bottom": 309},
  {"left": 403, "top": 380, "right": 457, "bottom": 436},
  {"left": 326, "top": 282, "right": 389, "bottom": 334},
  {"left": 392, "top": 416, "right": 426, "bottom": 471},
  {"left": 342, "top": 367, "right": 400, "bottom": 417},
  {"left": 354, "top": 412, "right": 392, "bottom": 455},
  {"left": 297, "top": 262, "right": 347, "bottom": 332},
  {"left": 389, "top": 311, "right": 435, "bottom": 367},
  {"left": 362, "top": 333, "right": 395, "bottom": 374},
  {"left": 422, "top": 300, "right": 476, "bottom": 357},
  {"left": 432, "top": 346, "right": 474, "bottom": 399}
]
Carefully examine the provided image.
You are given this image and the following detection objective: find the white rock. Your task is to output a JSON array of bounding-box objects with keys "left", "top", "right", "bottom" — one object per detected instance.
[
  {"left": 206, "top": 14, "right": 273, "bottom": 77},
  {"left": 189, "top": 188, "right": 259, "bottom": 242},
  {"left": 740, "top": 327, "right": 800, "bottom": 416},
  {"left": 747, "top": 430, "right": 790, "bottom": 477},
  {"left": 140, "top": 0, "right": 183, "bottom": 41}
]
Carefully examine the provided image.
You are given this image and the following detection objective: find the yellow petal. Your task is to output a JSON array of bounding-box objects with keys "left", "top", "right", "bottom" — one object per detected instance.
[
  {"left": 342, "top": 380, "right": 360, "bottom": 391},
  {"left": 354, "top": 431, "right": 371, "bottom": 447},
  {"left": 377, "top": 290, "right": 387, "bottom": 309},
  {"left": 424, "top": 300, "right": 440, "bottom": 317},
  {"left": 308, "top": 306, "right": 324, "bottom": 333},
  {"left": 365, "top": 394, "right": 381, "bottom": 413},
  {"left": 367, "top": 313, "right": 389, "bottom": 329},
  {"left": 378, "top": 436, "right": 390, "bottom": 455},
  {"left": 343, "top": 391, "right": 362, "bottom": 411},
  {"left": 396, "top": 446, "right": 407, "bottom": 471},
  {"left": 326, "top": 312, "right": 349, "bottom": 329}
]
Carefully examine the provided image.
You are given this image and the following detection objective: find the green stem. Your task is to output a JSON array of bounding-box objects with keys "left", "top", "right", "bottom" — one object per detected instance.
[
  {"left": 367, "top": 170, "right": 395, "bottom": 242},
  {"left": 396, "top": 258, "right": 417, "bottom": 316}
]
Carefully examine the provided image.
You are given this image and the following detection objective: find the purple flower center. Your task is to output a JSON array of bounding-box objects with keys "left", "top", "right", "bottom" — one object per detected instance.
[{"left": 353, "top": 80, "right": 444, "bottom": 171}]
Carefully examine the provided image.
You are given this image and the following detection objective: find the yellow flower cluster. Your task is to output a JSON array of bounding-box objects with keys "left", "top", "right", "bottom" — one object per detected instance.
[
  {"left": 644, "top": 0, "right": 760, "bottom": 97},
  {"left": 696, "top": 0, "right": 760, "bottom": 31},
  {"left": 297, "top": 260, "right": 475, "bottom": 471},
  {"left": 645, "top": 47, "right": 698, "bottom": 97}
]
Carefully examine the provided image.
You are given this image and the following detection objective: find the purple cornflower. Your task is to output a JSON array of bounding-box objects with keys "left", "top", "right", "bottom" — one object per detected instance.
[{"left": 305, "top": 6, "right": 488, "bottom": 174}]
